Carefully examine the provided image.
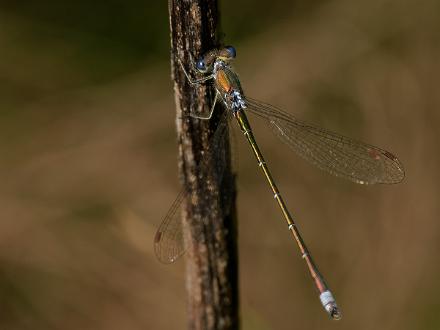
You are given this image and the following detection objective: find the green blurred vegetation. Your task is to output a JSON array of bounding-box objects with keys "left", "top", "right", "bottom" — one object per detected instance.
[{"left": 0, "top": 1, "right": 328, "bottom": 88}]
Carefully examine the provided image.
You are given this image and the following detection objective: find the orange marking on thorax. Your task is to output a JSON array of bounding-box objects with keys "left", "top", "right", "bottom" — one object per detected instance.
[{"left": 216, "top": 70, "right": 232, "bottom": 93}]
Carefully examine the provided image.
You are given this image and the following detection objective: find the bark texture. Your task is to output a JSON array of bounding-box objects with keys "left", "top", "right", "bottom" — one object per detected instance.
[{"left": 168, "top": 1, "right": 239, "bottom": 329}]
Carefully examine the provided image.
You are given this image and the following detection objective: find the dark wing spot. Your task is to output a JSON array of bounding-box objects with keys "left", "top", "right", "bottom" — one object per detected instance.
[
  {"left": 367, "top": 148, "right": 381, "bottom": 160},
  {"left": 154, "top": 231, "right": 162, "bottom": 243},
  {"left": 383, "top": 150, "right": 398, "bottom": 161}
]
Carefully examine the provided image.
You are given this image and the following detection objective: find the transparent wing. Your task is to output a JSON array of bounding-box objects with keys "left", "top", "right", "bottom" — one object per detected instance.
[
  {"left": 154, "top": 189, "right": 186, "bottom": 263},
  {"left": 154, "top": 112, "right": 231, "bottom": 263},
  {"left": 245, "top": 98, "right": 405, "bottom": 184}
]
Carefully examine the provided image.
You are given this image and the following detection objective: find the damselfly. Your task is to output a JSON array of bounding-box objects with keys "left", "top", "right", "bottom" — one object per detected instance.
[{"left": 154, "top": 46, "right": 405, "bottom": 320}]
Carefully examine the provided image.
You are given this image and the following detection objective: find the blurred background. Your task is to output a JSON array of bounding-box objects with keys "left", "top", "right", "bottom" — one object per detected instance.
[{"left": 0, "top": 0, "right": 439, "bottom": 329}]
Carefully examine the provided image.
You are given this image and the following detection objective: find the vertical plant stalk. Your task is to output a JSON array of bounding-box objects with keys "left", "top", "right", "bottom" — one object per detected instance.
[{"left": 168, "top": 1, "right": 239, "bottom": 329}]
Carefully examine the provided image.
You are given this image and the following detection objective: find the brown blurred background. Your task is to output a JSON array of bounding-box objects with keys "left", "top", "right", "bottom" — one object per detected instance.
[{"left": 0, "top": 0, "right": 439, "bottom": 329}]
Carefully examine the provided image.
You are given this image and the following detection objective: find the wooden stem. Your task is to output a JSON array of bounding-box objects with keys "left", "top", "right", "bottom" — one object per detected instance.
[{"left": 168, "top": 1, "right": 239, "bottom": 329}]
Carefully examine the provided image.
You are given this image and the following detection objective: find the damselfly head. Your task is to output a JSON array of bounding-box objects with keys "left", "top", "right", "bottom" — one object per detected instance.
[{"left": 195, "top": 46, "right": 237, "bottom": 73}]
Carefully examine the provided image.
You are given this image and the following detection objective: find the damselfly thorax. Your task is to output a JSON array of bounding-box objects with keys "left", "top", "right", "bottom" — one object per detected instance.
[{"left": 212, "top": 61, "right": 246, "bottom": 112}]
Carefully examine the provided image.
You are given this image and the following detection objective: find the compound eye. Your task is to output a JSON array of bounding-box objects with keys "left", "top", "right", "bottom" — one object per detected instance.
[
  {"left": 196, "top": 57, "right": 207, "bottom": 72},
  {"left": 225, "top": 46, "right": 236, "bottom": 58}
]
